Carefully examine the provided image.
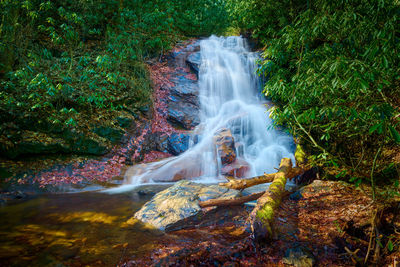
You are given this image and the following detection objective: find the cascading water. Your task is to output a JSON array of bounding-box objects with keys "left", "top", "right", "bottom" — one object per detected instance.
[{"left": 111, "top": 36, "right": 295, "bottom": 192}]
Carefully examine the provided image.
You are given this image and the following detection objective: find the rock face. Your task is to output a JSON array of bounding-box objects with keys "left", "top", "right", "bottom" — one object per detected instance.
[
  {"left": 167, "top": 102, "right": 200, "bottom": 130},
  {"left": 134, "top": 180, "right": 239, "bottom": 231},
  {"left": 167, "top": 77, "right": 200, "bottom": 130},
  {"left": 166, "top": 40, "right": 201, "bottom": 130},
  {"left": 213, "top": 128, "right": 236, "bottom": 165},
  {"left": 186, "top": 52, "right": 201, "bottom": 73}
]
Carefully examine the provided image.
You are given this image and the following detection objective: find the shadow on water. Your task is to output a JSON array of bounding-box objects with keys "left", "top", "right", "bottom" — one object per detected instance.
[{"left": 0, "top": 189, "right": 167, "bottom": 266}]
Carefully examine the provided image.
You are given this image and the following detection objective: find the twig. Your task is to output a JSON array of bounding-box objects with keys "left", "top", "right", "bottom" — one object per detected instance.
[{"left": 365, "top": 210, "right": 377, "bottom": 264}]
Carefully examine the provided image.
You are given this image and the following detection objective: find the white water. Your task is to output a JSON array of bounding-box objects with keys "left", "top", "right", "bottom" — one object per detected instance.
[{"left": 107, "top": 36, "right": 294, "bottom": 193}]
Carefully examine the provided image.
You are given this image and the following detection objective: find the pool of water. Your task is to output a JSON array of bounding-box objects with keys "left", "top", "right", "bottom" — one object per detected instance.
[{"left": 0, "top": 189, "right": 166, "bottom": 266}]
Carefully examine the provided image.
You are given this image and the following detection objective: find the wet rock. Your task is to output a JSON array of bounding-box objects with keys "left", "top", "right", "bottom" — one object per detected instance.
[
  {"left": 151, "top": 132, "right": 169, "bottom": 153},
  {"left": 155, "top": 155, "right": 203, "bottom": 182},
  {"left": 167, "top": 77, "right": 200, "bottom": 130},
  {"left": 169, "top": 40, "right": 200, "bottom": 63},
  {"left": 125, "top": 154, "right": 203, "bottom": 183},
  {"left": 133, "top": 180, "right": 239, "bottom": 231},
  {"left": 167, "top": 102, "right": 200, "bottom": 130},
  {"left": 150, "top": 132, "right": 191, "bottom": 156},
  {"left": 221, "top": 158, "right": 250, "bottom": 178},
  {"left": 186, "top": 52, "right": 201, "bottom": 73},
  {"left": 213, "top": 128, "right": 236, "bottom": 165},
  {"left": 169, "top": 79, "right": 199, "bottom": 106},
  {"left": 167, "top": 133, "right": 190, "bottom": 156},
  {"left": 283, "top": 247, "right": 315, "bottom": 267}
]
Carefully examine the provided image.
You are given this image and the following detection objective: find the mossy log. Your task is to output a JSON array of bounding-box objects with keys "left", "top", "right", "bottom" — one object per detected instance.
[{"left": 249, "top": 158, "right": 293, "bottom": 242}]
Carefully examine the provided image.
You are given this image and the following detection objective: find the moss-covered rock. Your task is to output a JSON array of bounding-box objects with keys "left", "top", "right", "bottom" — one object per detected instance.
[{"left": 93, "top": 126, "right": 124, "bottom": 143}]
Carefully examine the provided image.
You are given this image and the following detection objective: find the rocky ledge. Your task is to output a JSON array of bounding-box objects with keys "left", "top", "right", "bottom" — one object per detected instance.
[{"left": 133, "top": 180, "right": 240, "bottom": 231}]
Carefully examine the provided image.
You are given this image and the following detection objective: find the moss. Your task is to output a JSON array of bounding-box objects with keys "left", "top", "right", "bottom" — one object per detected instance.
[
  {"left": 257, "top": 205, "right": 274, "bottom": 221},
  {"left": 295, "top": 144, "right": 306, "bottom": 165}
]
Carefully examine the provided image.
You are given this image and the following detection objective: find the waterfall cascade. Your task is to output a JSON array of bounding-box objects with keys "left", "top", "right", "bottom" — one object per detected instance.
[{"left": 115, "top": 36, "right": 295, "bottom": 191}]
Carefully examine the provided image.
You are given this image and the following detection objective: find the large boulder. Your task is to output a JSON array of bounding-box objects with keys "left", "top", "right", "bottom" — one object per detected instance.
[
  {"left": 213, "top": 128, "right": 236, "bottom": 165},
  {"left": 133, "top": 180, "right": 239, "bottom": 231}
]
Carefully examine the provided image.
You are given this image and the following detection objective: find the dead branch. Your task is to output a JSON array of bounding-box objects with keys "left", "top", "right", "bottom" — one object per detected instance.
[
  {"left": 219, "top": 166, "right": 303, "bottom": 190},
  {"left": 199, "top": 191, "right": 264, "bottom": 208}
]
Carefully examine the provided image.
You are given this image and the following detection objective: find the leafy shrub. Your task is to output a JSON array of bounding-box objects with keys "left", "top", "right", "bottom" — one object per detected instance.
[
  {"left": 230, "top": 0, "right": 400, "bottom": 189},
  {"left": 0, "top": 0, "right": 230, "bottom": 157}
]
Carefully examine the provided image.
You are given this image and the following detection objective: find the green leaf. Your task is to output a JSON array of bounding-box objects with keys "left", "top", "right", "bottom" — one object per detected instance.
[
  {"left": 369, "top": 124, "right": 380, "bottom": 134},
  {"left": 389, "top": 125, "right": 400, "bottom": 143},
  {"left": 388, "top": 240, "right": 393, "bottom": 252},
  {"left": 383, "top": 56, "right": 389, "bottom": 68},
  {"left": 360, "top": 79, "right": 369, "bottom": 91}
]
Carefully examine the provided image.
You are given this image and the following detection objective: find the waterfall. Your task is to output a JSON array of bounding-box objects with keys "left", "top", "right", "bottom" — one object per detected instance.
[{"left": 108, "top": 36, "right": 295, "bottom": 192}]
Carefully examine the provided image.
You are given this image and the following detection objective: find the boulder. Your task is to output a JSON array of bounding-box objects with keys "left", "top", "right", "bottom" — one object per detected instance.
[
  {"left": 167, "top": 133, "right": 190, "bottom": 156},
  {"left": 149, "top": 132, "right": 191, "bottom": 156},
  {"left": 213, "top": 128, "right": 236, "bottom": 165},
  {"left": 221, "top": 158, "right": 250, "bottom": 178},
  {"left": 133, "top": 180, "right": 239, "bottom": 231},
  {"left": 186, "top": 52, "right": 201, "bottom": 74}
]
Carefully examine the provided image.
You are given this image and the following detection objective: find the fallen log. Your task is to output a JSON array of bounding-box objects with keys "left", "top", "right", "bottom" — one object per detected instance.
[
  {"left": 249, "top": 157, "right": 293, "bottom": 242},
  {"left": 199, "top": 191, "right": 264, "bottom": 208},
  {"left": 219, "top": 165, "right": 303, "bottom": 190},
  {"left": 220, "top": 144, "right": 307, "bottom": 190}
]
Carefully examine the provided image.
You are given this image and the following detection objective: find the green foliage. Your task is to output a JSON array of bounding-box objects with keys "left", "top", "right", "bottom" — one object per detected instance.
[
  {"left": 231, "top": 0, "right": 400, "bottom": 183},
  {"left": 0, "top": 0, "right": 230, "bottom": 157}
]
